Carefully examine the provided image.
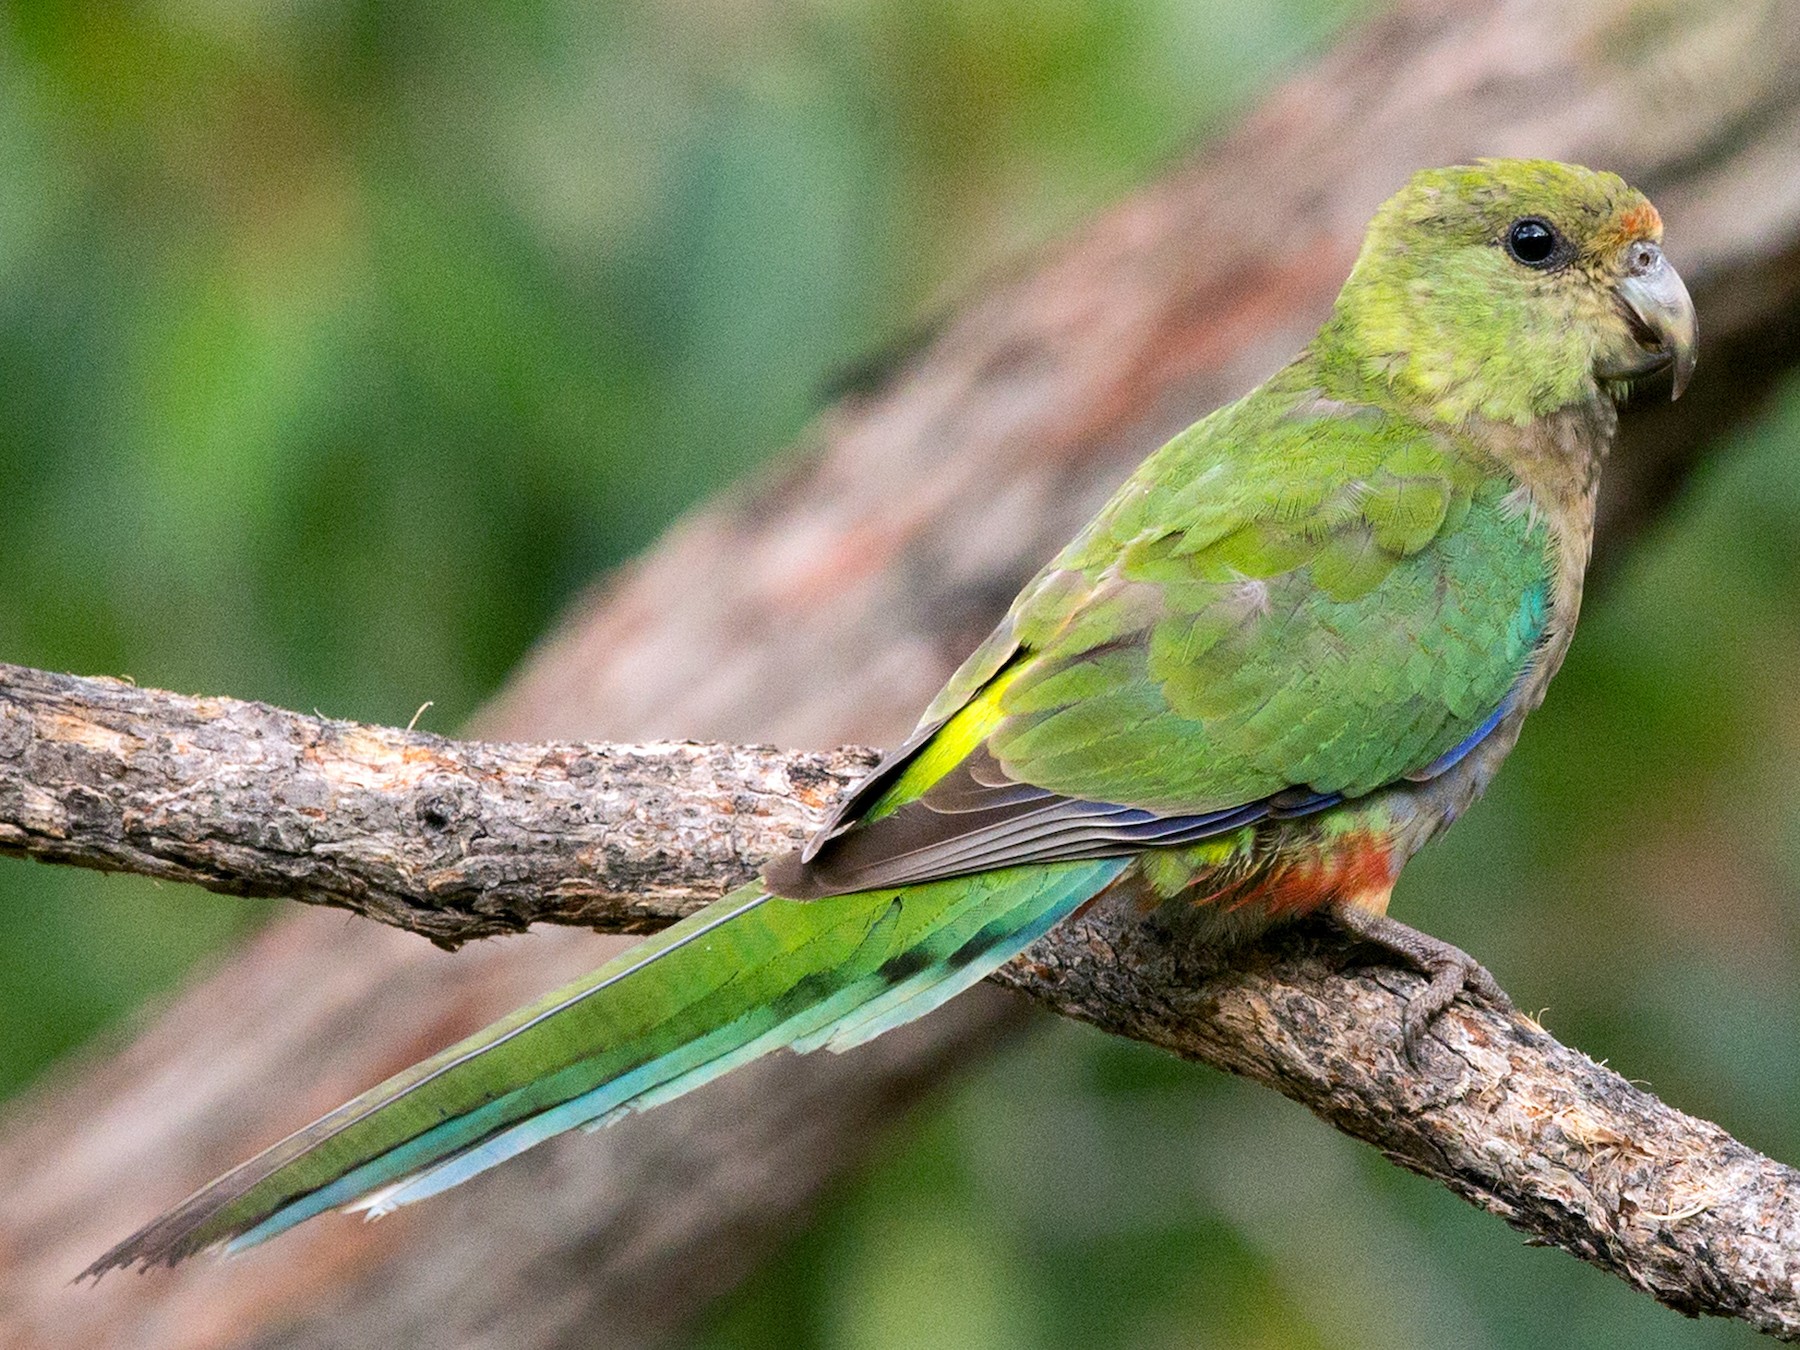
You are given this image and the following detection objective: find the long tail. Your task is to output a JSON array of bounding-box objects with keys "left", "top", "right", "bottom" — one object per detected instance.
[{"left": 85, "top": 857, "right": 1126, "bottom": 1275}]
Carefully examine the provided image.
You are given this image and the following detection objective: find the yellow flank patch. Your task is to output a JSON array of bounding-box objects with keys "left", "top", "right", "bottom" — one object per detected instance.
[
  {"left": 864, "top": 665, "right": 1025, "bottom": 821},
  {"left": 1140, "top": 832, "right": 1253, "bottom": 899}
]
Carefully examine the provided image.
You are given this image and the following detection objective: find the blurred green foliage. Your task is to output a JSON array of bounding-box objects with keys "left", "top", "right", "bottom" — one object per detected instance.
[{"left": 0, "top": 2, "right": 1794, "bottom": 1347}]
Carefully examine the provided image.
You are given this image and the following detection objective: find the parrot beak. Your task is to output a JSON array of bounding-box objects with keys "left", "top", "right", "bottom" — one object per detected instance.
[{"left": 1607, "top": 242, "right": 1697, "bottom": 400}]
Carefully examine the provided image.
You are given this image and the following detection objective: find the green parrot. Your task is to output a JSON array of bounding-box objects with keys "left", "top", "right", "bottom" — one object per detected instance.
[{"left": 87, "top": 158, "right": 1697, "bottom": 1275}]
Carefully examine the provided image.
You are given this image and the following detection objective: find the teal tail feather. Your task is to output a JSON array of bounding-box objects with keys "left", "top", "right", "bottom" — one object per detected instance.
[{"left": 84, "top": 857, "right": 1126, "bottom": 1275}]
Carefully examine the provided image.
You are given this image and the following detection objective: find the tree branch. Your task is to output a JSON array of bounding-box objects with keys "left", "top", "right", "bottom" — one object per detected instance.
[
  {"left": 0, "top": 663, "right": 873, "bottom": 946},
  {"left": 4, "top": 660, "right": 1798, "bottom": 1338},
  {"left": 1001, "top": 922, "right": 1800, "bottom": 1340}
]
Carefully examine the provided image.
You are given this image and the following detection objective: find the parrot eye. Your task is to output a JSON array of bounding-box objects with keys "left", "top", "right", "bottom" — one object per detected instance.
[{"left": 1504, "top": 218, "right": 1563, "bottom": 268}]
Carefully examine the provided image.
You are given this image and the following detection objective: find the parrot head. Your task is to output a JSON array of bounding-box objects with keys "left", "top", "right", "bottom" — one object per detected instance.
[{"left": 1331, "top": 158, "right": 1697, "bottom": 424}]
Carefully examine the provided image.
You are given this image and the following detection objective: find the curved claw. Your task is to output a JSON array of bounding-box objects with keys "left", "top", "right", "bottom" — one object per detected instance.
[{"left": 1328, "top": 904, "right": 1513, "bottom": 1066}]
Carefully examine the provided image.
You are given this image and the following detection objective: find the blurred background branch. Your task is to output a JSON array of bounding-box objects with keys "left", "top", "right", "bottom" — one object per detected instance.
[
  {"left": 3, "top": 0, "right": 1800, "bottom": 1346},
  {"left": 9, "top": 666, "right": 1800, "bottom": 1339}
]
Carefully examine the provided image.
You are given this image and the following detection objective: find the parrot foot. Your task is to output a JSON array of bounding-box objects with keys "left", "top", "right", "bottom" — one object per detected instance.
[{"left": 1328, "top": 905, "right": 1513, "bottom": 1066}]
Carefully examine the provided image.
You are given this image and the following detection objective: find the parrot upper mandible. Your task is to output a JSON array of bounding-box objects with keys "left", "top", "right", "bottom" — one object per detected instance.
[{"left": 87, "top": 158, "right": 1697, "bottom": 1275}]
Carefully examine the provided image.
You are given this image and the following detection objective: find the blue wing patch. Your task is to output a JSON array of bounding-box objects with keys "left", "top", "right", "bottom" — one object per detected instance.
[{"left": 1404, "top": 693, "right": 1514, "bottom": 783}]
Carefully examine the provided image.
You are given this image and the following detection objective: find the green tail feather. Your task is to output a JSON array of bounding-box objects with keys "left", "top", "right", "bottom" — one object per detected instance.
[{"left": 85, "top": 857, "right": 1126, "bottom": 1275}]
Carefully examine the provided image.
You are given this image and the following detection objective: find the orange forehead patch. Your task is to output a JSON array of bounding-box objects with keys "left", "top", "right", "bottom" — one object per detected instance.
[{"left": 1598, "top": 200, "right": 1662, "bottom": 251}]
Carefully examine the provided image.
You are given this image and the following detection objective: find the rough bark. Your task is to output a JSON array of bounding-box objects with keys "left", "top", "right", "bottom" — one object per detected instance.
[
  {"left": 1003, "top": 920, "right": 1800, "bottom": 1338},
  {"left": 4, "top": 0, "right": 1800, "bottom": 1345},
  {"left": 0, "top": 664, "right": 874, "bottom": 945},
  {"left": 5, "top": 663, "right": 1800, "bottom": 1337}
]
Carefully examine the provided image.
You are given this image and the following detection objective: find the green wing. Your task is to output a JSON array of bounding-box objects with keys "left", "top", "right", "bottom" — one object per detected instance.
[{"left": 775, "top": 383, "right": 1551, "bottom": 897}]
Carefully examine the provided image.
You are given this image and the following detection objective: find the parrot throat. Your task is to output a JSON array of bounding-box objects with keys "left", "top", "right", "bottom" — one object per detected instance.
[{"left": 1473, "top": 392, "right": 1616, "bottom": 590}]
